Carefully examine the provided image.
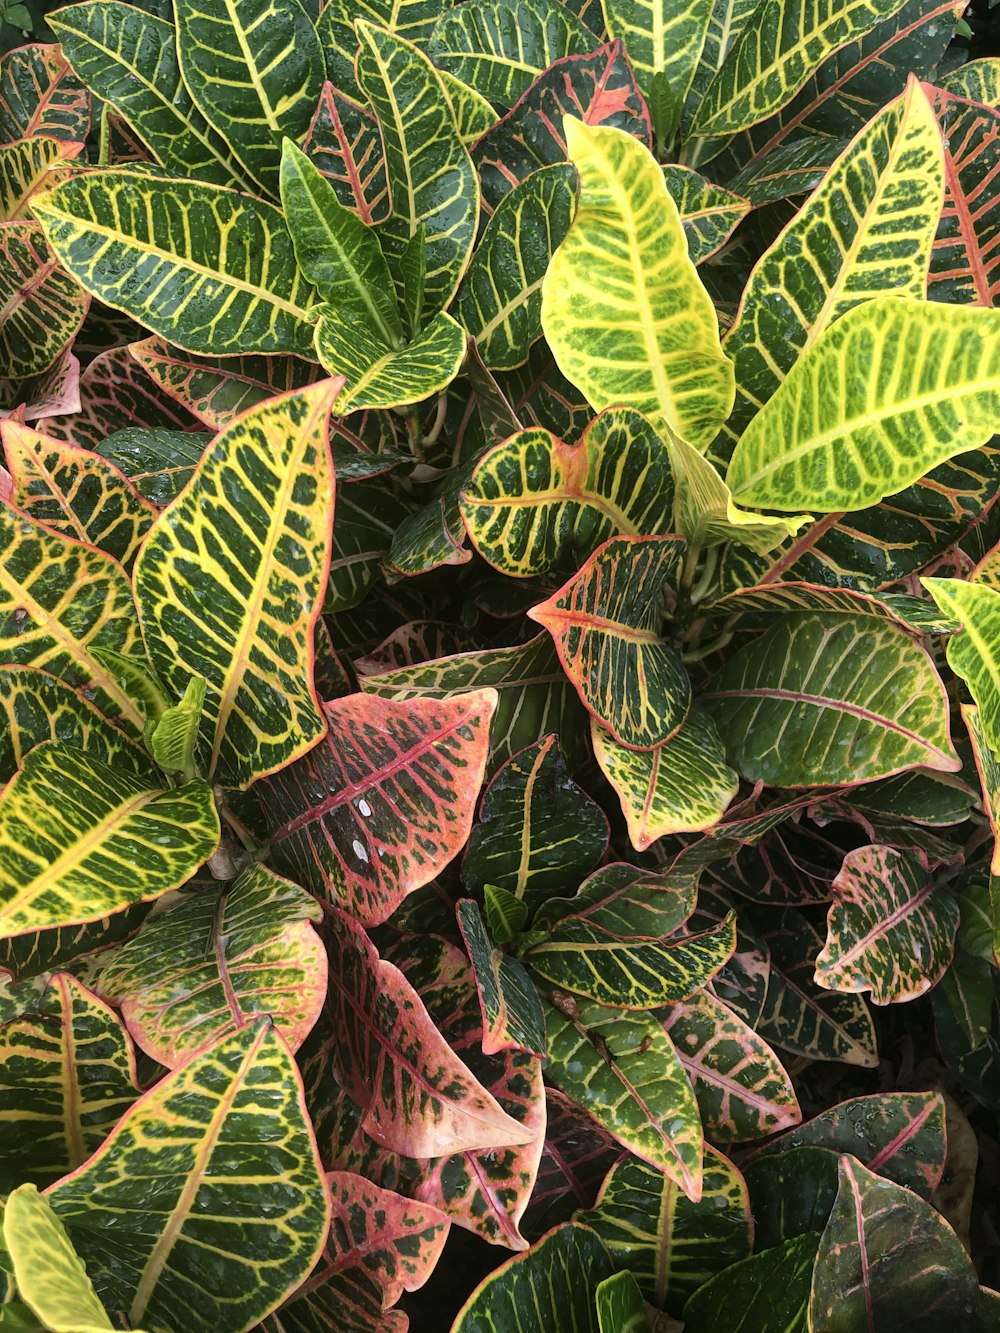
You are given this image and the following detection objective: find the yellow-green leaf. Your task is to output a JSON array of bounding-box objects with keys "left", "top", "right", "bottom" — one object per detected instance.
[
  {"left": 924, "top": 578, "right": 1000, "bottom": 756},
  {"left": 604, "top": 0, "right": 713, "bottom": 117},
  {"left": 4, "top": 1185, "right": 114, "bottom": 1333},
  {"left": 540, "top": 117, "right": 734, "bottom": 450},
  {"left": 147, "top": 675, "right": 205, "bottom": 779},
  {"left": 0, "top": 133, "right": 81, "bottom": 221},
  {"left": 315, "top": 307, "right": 465, "bottom": 411}
]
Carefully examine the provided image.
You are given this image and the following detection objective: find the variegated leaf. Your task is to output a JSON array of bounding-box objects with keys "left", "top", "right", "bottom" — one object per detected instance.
[
  {"left": 524, "top": 1087, "right": 621, "bottom": 1236},
  {"left": 264, "top": 688, "right": 495, "bottom": 925},
  {"left": 682, "top": 1232, "right": 819, "bottom": 1329},
  {"left": 457, "top": 898, "right": 546, "bottom": 1057},
  {"left": 0, "top": 134, "right": 81, "bottom": 221},
  {"left": 604, "top": 0, "right": 712, "bottom": 125},
  {"left": 929, "top": 88, "right": 1000, "bottom": 306},
  {"left": 0, "top": 43, "right": 90, "bottom": 142},
  {"left": 0, "top": 973, "right": 138, "bottom": 1190},
  {"left": 303, "top": 82, "right": 389, "bottom": 225},
  {"left": 99, "top": 864, "right": 325, "bottom": 1068},
  {"left": 924, "top": 578, "right": 1000, "bottom": 755},
  {"left": 535, "top": 861, "right": 698, "bottom": 940},
  {"left": 315, "top": 307, "right": 466, "bottom": 411},
  {"left": 596, "top": 1270, "right": 646, "bottom": 1333},
  {"left": 317, "top": 0, "right": 442, "bottom": 101},
  {"left": 815, "top": 844, "right": 960, "bottom": 1004},
  {"left": 0, "top": 222, "right": 89, "bottom": 380},
  {"left": 134, "top": 381, "right": 340, "bottom": 788},
  {"left": 662, "top": 163, "right": 750, "bottom": 263}
]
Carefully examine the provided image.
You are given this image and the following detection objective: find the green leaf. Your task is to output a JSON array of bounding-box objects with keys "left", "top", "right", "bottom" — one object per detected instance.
[
  {"left": 174, "top": 0, "right": 323, "bottom": 195},
  {"left": 48, "top": 2, "right": 248, "bottom": 188},
  {"left": 535, "top": 861, "right": 698, "bottom": 939},
  {"left": 662, "top": 162, "right": 750, "bottom": 263},
  {"left": 808, "top": 1156, "right": 982, "bottom": 1331},
  {"left": 457, "top": 898, "right": 547, "bottom": 1057},
  {"left": 0, "top": 134, "right": 81, "bottom": 223},
  {"left": 688, "top": 0, "right": 909, "bottom": 136},
  {"left": 0, "top": 974, "right": 138, "bottom": 1190},
  {"left": 315, "top": 307, "right": 465, "bottom": 410},
  {"left": 0, "top": 223, "right": 88, "bottom": 380},
  {"left": 462, "top": 734, "right": 608, "bottom": 909},
  {"left": 485, "top": 883, "right": 530, "bottom": 943},
  {"left": 146, "top": 675, "right": 205, "bottom": 779},
  {"left": 95, "top": 426, "right": 212, "bottom": 506},
  {"left": 356, "top": 21, "right": 478, "bottom": 320},
  {"left": 815, "top": 844, "right": 959, "bottom": 1004},
  {"left": 316, "top": 0, "right": 441, "bottom": 101},
  {"left": 32, "top": 171, "right": 318, "bottom": 357},
  {"left": 453, "top": 1223, "right": 613, "bottom": 1332},
  {"left": 726, "top": 298, "right": 1000, "bottom": 514},
  {"left": 578, "top": 1148, "right": 752, "bottom": 1315},
  {"left": 528, "top": 535, "right": 690, "bottom": 750},
  {"left": 716, "top": 79, "right": 945, "bottom": 462},
  {"left": 280, "top": 139, "right": 402, "bottom": 347},
  {"left": 604, "top": 0, "right": 712, "bottom": 114},
  {"left": 938, "top": 59, "right": 1000, "bottom": 109},
  {"left": 99, "top": 863, "right": 325, "bottom": 1067},
  {"left": 439, "top": 66, "right": 498, "bottom": 144},
  {"left": 134, "top": 380, "right": 340, "bottom": 788},
  {"left": 541, "top": 118, "right": 733, "bottom": 449},
  {"left": 4, "top": 1186, "right": 115, "bottom": 1333},
  {"left": 596, "top": 1270, "right": 646, "bottom": 1333},
  {"left": 682, "top": 1232, "right": 819, "bottom": 1331},
  {"left": 925, "top": 579, "right": 1000, "bottom": 755},
  {"left": 460, "top": 408, "right": 677, "bottom": 579},
  {"left": 0, "top": 43, "right": 90, "bottom": 143},
  {"left": 705, "top": 611, "right": 960, "bottom": 786},
  {"left": 455, "top": 162, "right": 576, "bottom": 371},
  {"left": 263, "top": 689, "right": 497, "bottom": 925},
  {"left": 0, "top": 742, "right": 218, "bottom": 939},
  {"left": 593, "top": 706, "right": 738, "bottom": 849},
  {"left": 49, "top": 1021, "right": 330, "bottom": 1332},
  {"left": 429, "top": 0, "right": 594, "bottom": 105},
  {"left": 528, "top": 912, "right": 736, "bottom": 1010},
  {"left": 542, "top": 996, "right": 703, "bottom": 1198}
]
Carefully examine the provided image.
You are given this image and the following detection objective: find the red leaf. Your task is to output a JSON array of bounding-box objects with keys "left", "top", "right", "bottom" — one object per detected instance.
[
  {"left": 304, "top": 82, "right": 389, "bottom": 225},
  {"left": 929, "top": 87, "right": 1000, "bottom": 306}
]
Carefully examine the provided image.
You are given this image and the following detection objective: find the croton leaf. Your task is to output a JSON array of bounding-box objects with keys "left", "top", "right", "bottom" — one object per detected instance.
[
  {"left": 264, "top": 688, "right": 495, "bottom": 925},
  {"left": 535, "top": 861, "right": 698, "bottom": 939},
  {"left": 356, "top": 21, "right": 478, "bottom": 321},
  {"left": 49, "top": 1020, "right": 330, "bottom": 1333},
  {"left": 457, "top": 898, "right": 547, "bottom": 1057},
  {"left": 459, "top": 408, "right": 677, "bottom": 579},
  {"left": 462, "top": 734, "right": 608, "bottom": 909},
  {"left": 938, "top": 57, "right": 1000, "bottom": 107},
  {"left": 453, "top": 1222, "right": 613, "bottom": 1332},
  {"left": 441, "top": 67, "right": 497, "bottom": 144},
  {"left": 542, "top": 994, "right": 703, "bottom": 1199},
  {"left": 929, "top": 89, "right": 1000, "bottom": 306},
  {"left": 303, "top": 81, "right": 389, "bottom": 226},
  {"left": 33, "top": 172, "right": 318, "bottom": 357},
  {"left": 0, "top": 904, "right": 149, "bottom": 986},
  {"left": 1, "top": 421, "right": 154, "bottom": 570},
  {"left": 134, "top": 380, "right": 339, "bottom": 788},
  {"left": 604, "top": 0, "right": 711, "bottom": 125},
  {"left": 325, "top": 911, "right": 533, "bottom": 1158},
  {"left": 315, "top": 307, "right": 466, "bottom": 411},
  {"left": 317, "top": 0, "right": 441, "bottom": 101},
  {"left": 705, "top": 611, "right": 960, "bottom": 786},
  {"left": 524, "top": 1087, "right": 621, "bottom": 1236},
  {"left": 0, "top": 741, "right": 219, "bottom": 938},
  {"left": 924, "top": 578, "right": 1000, "bottom": 754},
  {"left": 0, "top": 134, "right": 81, "bottom": 221},
  {"left": 528, "top": 535, "right": 691, "bottom": 750},
  {"left": 814, "top": 844, "right": 960, "bottom": 1004},
  {"left": 428, "top": 0, "right": 594, "bottom": 105},
  {"left": 578, "top": 1148, "right": 753, "bottom": 1315},
  {"left": 808, "top": 1156, "right": 983, "bottom": 1331},
  {"left": 0, "top": 222, "right": 89, "bottom": 380},
  {"left": 48, "top": 2, "right": 249, "bottom": 189},
  {"left": 99, "top": 863, "right": 325, "bottom": 1068},
  {"left": 174, "top": 0, "right": 324, "bottom": 195},
  {"left": 0, "top": 972, "right": 138, "bottom": 1190},
  {"left": 726, "top": 297, "right": 1000, "bottom": 514},
  {"left": 455, "top": 162, "right": 576, "bottom": 372},
  {"left": 662, "top": 988, "right": 800, "bottom": 1142},
  {"left": 527, "top": 912, "right": 736, "bottom": 1010},
  {"left": 0, "top": 43, "right": 91, "bottom": 142},
  {"left": 716, "top": 78, "right": 944, "bottom": 461},
  {"left": 541, "top": 117, "right": 733, "bottom": 449},
  {"left": 662, "top": 163, "right": 750, "bottom": 263},
  {"left": 593, "top": 706, "right": 739, "bottom": 848},
  {"left": 682, "top": 1231, "right": 819, "bottom": 1332}
]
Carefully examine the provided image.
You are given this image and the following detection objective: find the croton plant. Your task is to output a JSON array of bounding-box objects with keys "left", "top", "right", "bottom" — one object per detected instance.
[{"left": 3, "top": 0, "right": 1000, "bottom": 1327}]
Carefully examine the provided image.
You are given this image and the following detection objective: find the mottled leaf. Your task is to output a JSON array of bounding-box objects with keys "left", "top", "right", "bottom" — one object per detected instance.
[{"left": 457, "top": 898, "right": 546, "bottom": 1057}]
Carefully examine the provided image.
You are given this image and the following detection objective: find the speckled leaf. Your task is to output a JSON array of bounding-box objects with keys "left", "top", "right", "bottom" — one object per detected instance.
[
  {"left": 463, "top": 734, "right": 607, "bottom": 909},
  {"left": 134, "top": 381, "right": 340, "bottom": 788},
  {"left": 528, "top": 535, "right": 690, "bottom": 750},
  {"left": 0, "top": 741, "right": 219, "bottom": 939},
  {"left": 662, "top": 989, "right": 800, "bottom": 1142},
  {"left": 460, "top": 408, "right": 676, "bottom": 579},
  {"left": 0, "top": 222, "right": 89, "bottom": 380},
  {"left": 705, "top": 611, "right": 960, "bottom": 786},
  {"left": 315, "top": 307, "right": 465, "bottom": 411},
  {"left": 682, "top": 1232, "right": 819, "bottom": 1331},
  {"left": 543, "top": 995, "right": 703, "bottom": 1199},
  {"left": 457, "top": 898, "right": 546, "bottom": 1057},
  {"left": 0, "top": 973, "right": 138, "bottom": 1190},
  {"left": 815, "top": 844, "right": 960, "bottom": 1005},
  {"left": 48, "top": 1021, "right": 330, "bottom": 1333},
  {"left": 264, "top": 688, "right": 495, "bottom": 925},
  {"left": 593, "top": 707, "right": 738, "bottom": 849},
  {"left": 578, "top": 1148, "right": 752, "bottom": 1315}
]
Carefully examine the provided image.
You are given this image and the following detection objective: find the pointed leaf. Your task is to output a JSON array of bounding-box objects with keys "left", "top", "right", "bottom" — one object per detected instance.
[
  {"left": 33, "top": 172, "right": 318, "bottom": 356},
  {"left": 929, "top": 89, "right": 1000, "bottom": 306},
  {"left": 662, "top": 163, "right": 749, "bottom": 262},
  {"left": 0, "top": 973, "right": 138, "bottom": 1190},
  {"left": 264, "top": 688, "right": 496, "bottom": 925},
  {"left": 705, "top": 611, "right": 960, "bottom": 786},
  {"left": 814, "top": 844, "right": 959, "bottom": 1004},
  {"left": 0, "top": 222, "right": 88, "bottom": 380},
  {"left": 682, "top": 1232, "right": 819, "bottom": 1331},
  {"left": 440, "top": 66, "right": 497, "bottom": 144},
  {"left": 541, "top": 118, "right": 733, "bottom": 449},
  {"left": 593, "top": 706, "right": 738, "bottom": 849},
  {"left": 460, "top": 408, "right": 677, "bottom": 579},
  {"left": 147, "top": 674, "right": 205, "bottom": 779},
  {"left": 924, "top": 578, "right": 1000, "bottom": 755},
  {"left": 4, "top": 1186, "right": 114, "bottom": 1333},
  {"left": 317, "top": 0, "right": 442, "bottom": 101},
  {"left": 457, "top": 898, "right": 546, "bottom": 1057},
  {"left": 100, "top": 864, "right": 325, "bottom": 1068},
  {"left": 543, "top": 995, "right": 703, "bottom": 1198},
  {"left": 578, "top": 1148, "right": 752, "bottom": 1315},
  {"left": 525, "top": 1087, "right": 621, "bottom": 1236},
  {"left": 315, "top": 307, "right": 465, "bottom": 410},
  {"left": 596, "top": 1271, "right": 646, "bottom": 1333},
  {"left": 528, "top": 535, "right": 690, "bottom": 750},
  {"left": 134, "top": 380, "right": 339, "bottom": 788},
  {"left": 0, "top": 134, "right": 81, "bottom": 222},
  {"left": 535, "top": 861, "right": 698, "bottom": 939},
  {"left": 49, "top": 1021, "right": 330, "bottom": 1333},
  {"left": 726, "top": 298, "right": 1000, "bottom": 514},
  {"left": 303, "top": 81, "right": 389, "bottom": 225},
  {"left": 463, "top": 734, "right": 608, "bottom": 908}
]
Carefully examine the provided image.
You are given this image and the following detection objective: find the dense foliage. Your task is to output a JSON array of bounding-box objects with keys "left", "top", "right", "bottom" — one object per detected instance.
[{"left": 4, "top": 0, "right": 1000, "bottom": 1327}]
